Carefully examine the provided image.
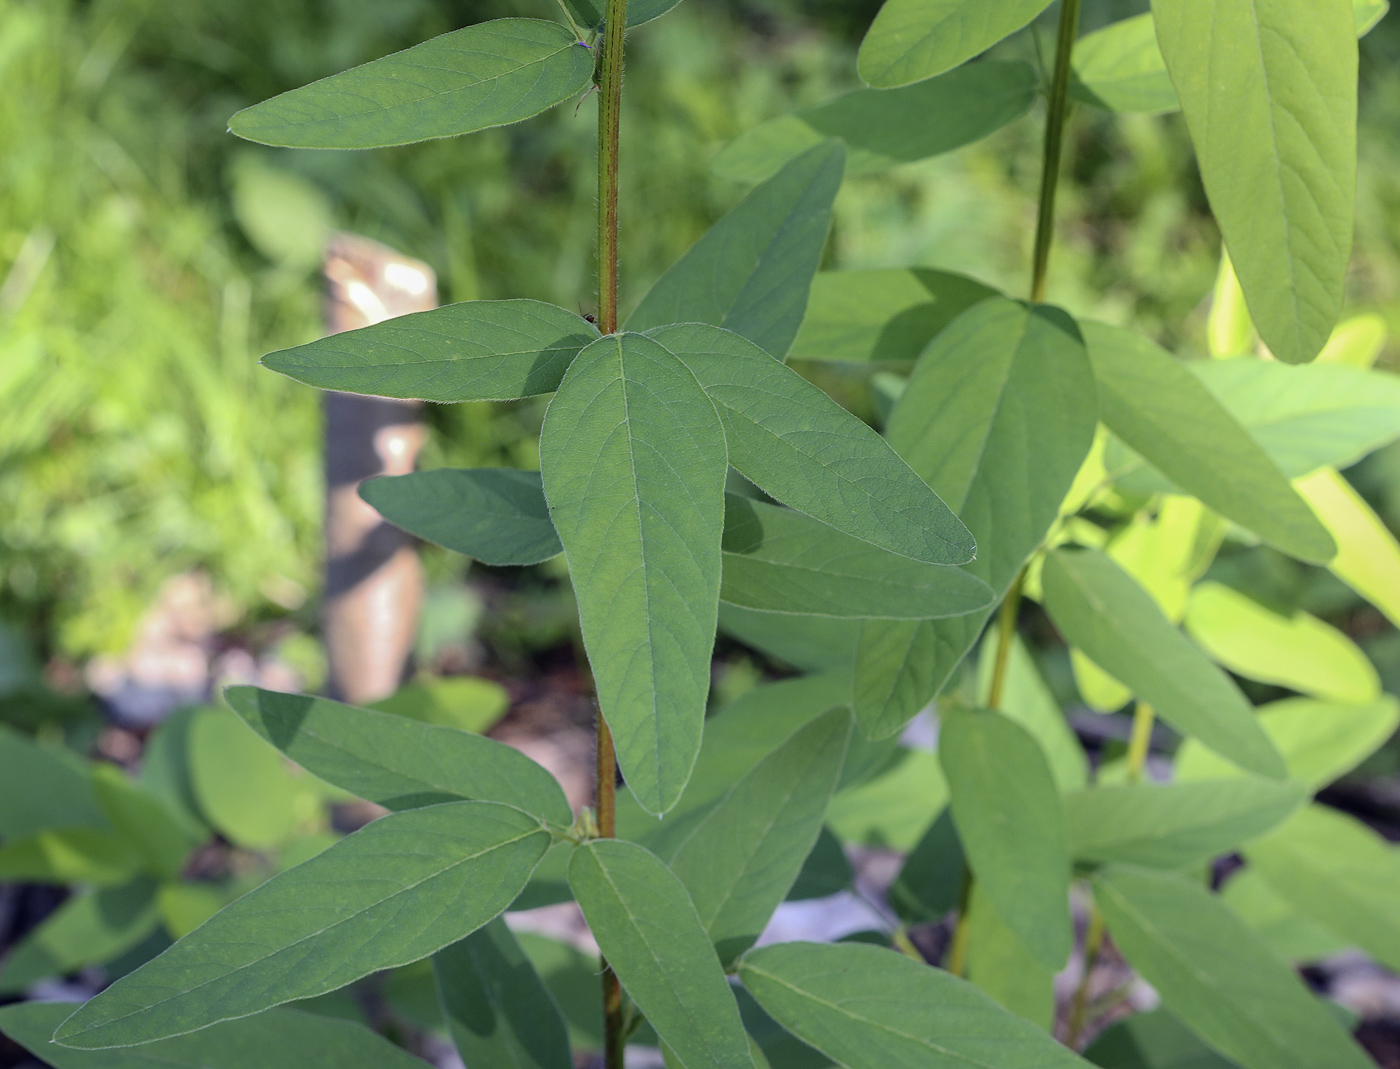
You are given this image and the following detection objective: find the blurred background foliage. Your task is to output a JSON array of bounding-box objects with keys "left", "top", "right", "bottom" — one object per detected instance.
[{"left": 3, "top": 0, "right": 1400, "bottom": 664}]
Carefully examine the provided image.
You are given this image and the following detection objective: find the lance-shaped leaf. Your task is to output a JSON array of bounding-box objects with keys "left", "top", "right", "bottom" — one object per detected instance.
[
  {"left": 714, "top": 62, "right": 1036, "bottom": 184},
  {"left": 627, "top": 141, "right": 845, "bottom": 359},
  {"left": 541, "top": 333, "right": 727, "bottom": 816},
  {"left": 649, "top": 322, "right": 973, "bottom": 565},
  {"left": 1154, "top": 0, "right": 1357, "bottom": 364},
  {"left": 229, "top": 19, "right": 594, "bottom": 149},
  {"left": 568, "top": 841, "right": 753, "bottom": 1069},
  {"left": 858, "top": 0, "right": 1055, "bottom": 87},
  {"left": 1041, "top": 548, "right": 1286, "bottom": 779},
  {"left": 262, "top": 299, "right": 597, "bottom": 402},
  {"left": 362, "top": 469, "right": 561, "bottom": 566},
  {"left": 668, "top": 709, "right": 851, "bottom": 964},
  {"left": 1245, "top": 803, "right": 1400, "bottom": 973},
  {"left": 1298, "top": 466, "right": 1400, "bottom": 629},
  {"left": 720, "top": 496, "right": 991, "bottom": 619},
  {"left": 54, "top": 802, "right": 551, "bottom": 1048},
  {"left": 0, "top": 1004, "right": 429, "bottom": 1069},
  {"left": 788, "top": 268, "right": 997, "bottom": 365},
  {"left": 226, "top": 687, "right": 571, "bottom": 825},
  {"left": 941, "top": 708, "right": 1073, "bottom": 969},
  {"left": 1065, "top": 779, "right": 1305, "bottom": 870},
  {"left": 434, "top": 918, "right": 572, "bottom": 1069},
  {"left": 738, "top": 941, "right": 1092, "bottom": 1068},
  {"left": 1082, "top": 322, "right": 1334, "bottom": 563},
  {"left": 1093, "top": 865, "right": 1374, "bottom": 1069},
  {"left": 1071, "top": 13, "right": 1179, "bottom": 114},
  {"left": 856, "top": 298, "right": 1096, "bottom": 738}
]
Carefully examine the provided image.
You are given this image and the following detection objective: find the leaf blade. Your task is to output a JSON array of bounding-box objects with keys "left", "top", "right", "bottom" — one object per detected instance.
[{"left": 858, "top": 0, "right": 1056, "bottom": 87}]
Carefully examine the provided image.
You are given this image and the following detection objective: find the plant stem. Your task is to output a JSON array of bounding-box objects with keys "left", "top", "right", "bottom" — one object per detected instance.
[
  {"left": 594, "top": 2, "right": 628, "bottom": 1065},
  {"left": 1125, "top": 702, "right": 1155, "bottom": 783},
  {"left": 944, "top": 866, "right": 975, "bottom": 977},
  {"left": 1064, "top": 903, "right": 1106, "bottom": 1049},
  {"left": 1029, "top": 0, "right": 1082, "bottom": 303},
  {"left": 985, "top": 568, "right": 1026, "bottom": 710}
]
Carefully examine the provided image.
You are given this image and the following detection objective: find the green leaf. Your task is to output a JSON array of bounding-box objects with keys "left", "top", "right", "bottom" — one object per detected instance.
[
  {"left": 826, "top": 747, "right": 945, "bottom": 852},
  {"left": 720, "top": 496, "right": 991, "bottom": 618},
  {"left": 788, "top": 826, "right": 854, "bottom": 900},
  {"left": 889, "top": 807, "right": 964, "bottom": 924},
  {"left": 229, "top": 19, "right": 594, "bottom": 149},
  {"left": 567, "top": 840, "right": 753, "bottom": 1069},
  {"left": 362, "top": 469, "right": 561, "bottom": 566},
  {"left": 0, "top": 878, "right": 159, "bottom": 993},
  {"left": 738, "top": 941, "right": 1091, "bottom": 1068},
  {"left": 1153, "top": 0, "right": 1358, "bottom": 364},
  {"left": 0, "top": 724, "right": 106, "bottom": 839},
  {"left": 541, "top": 333, "right": 726, "bottom": 815},
  {"left": 434, "top": 918, "right": 572, "bottom": 1069},
  {"left": 1071, "top": 14, "right": 1179, "bottom": 114},
  {"left": 54, "top": 802, "right": 551, "bottom": 1048},
  {"left": 669, "top": 709, "right": 851, "bottom": 964},
  {"left": 719, "top": 606, "right": 859, "bottom": 674},
  {"left": 1190, "top": 359, "right": 1400, "bottom": 477},
  {"left": 627, "top": 141, "right": 845, "bottom": 359},
  {"left": 857, "top": 298, "right": 1097, "bottom": 738},
  {"left": 371, "top": 676, "right": 510, "bottom": 734},
  {"left": 1245, "top": 803, "right": 1400, "bottom": 972},
  {"left": 0, "top": 827, "right": 139, "bottom": 886},
  {"left": 1082, "top": 322, "right": 1334, "bottom": 564},
  {"left": 189, "top": 707, "right": 316, "bottom": 849},
  {"left": 940, "top": 707, "right": 1073, "bottom": 968},
  {"left": 261, "top": 299, "right": 597, "bottom": 402},
  {"left": 1065, "top": 779, "right": 1305, "bottom": 870},
  {"left": 516, "top": 930, "right": 606, "bottom": 1050},
  {"left": 1085, "top": 1008, "right": 1238, "bottom": 1069},
  {"left": 788, "top": 269, "right": 997, "bottom": 365},
  {"left": 1220, "top": 868, "right": 1350, "bottom": 964},
  {"left": 560, "top": 0, "right": 684, "bottom": 30},
  {"left": 713, "top": 62, "right": 1036, "bottom": 184},
  {"left": 1093, "top": 864, "right": 1373, "bottom": 1069},
  {"left": 226, "top": 686, "right": 572, "bottom": 826},
  {"left": 1175, "top": 695, "right": 1400, "bottom": 788},
  {"left": 1298, "top": 466, "right": 1400, "bottom": 629},
  {"left": 1356, "top": 0, "right": 1389, "bottom": 33},
  {"left": 964, "top": 883, "right": 1055, "bottom": 1031},
  {"left": 1041, "top": 548, "right": 1286, "bottom": 779},
  {"left": 0, "top": 1004, "right": 430, "bottom": 1069},
  {"left": 91, "top": 765, "right": 201, "bottom": 879},
  {"left": 649, "top": 322, "right": 974, "bottom": 566},
  {"left": 1184, "top": 581, "right": 1380, "bottom": 703},
  {"left": 858, "top": 0, "right": 1055, "bottom": 87}
]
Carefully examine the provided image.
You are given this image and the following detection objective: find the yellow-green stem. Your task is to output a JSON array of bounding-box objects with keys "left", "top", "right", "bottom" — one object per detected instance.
[
  {"left": 1125, "top": 702, "right": 1155, "bottom": 784},
  {"left": 1030, "top": 0, "right": 1082, "bottom": 303},
  {"left": 1065, "top": 904, "right": 1106, "bottom": 1049},
  {"left": 945, "top": 867, "right": 975, "bottom": 977}
]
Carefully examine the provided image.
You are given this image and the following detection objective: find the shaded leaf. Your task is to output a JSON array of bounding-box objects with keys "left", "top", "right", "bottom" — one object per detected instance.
[
  {"left": 964, "top": 883, "right": 1055, "bottom": 1031},
  {"left": 826, "top": 747, "right": 944, "bottom": 852},
  {"left": 858, "top": 0, "right": 1056, "bottom": 87},
  {"left": 787, "top": 827, "right": 853, "bottom": 901},
  {"left": 719, "top": 605, "right": 859, "bottom": 674},
  {"left": 561, "top": 0, "right": 684, "bottom": 29},
  {"left": 977, "top": 631, "right": 1089, "bottom": 792},
  {"left": 189, "top": 707, "right": 315, "bottom": 849},
  {"left": 91, "top": 766, "right": 201, "bottom": 880},
  {"left": 0, "top": 724, "right": 106, "bottom": 839},
  {"left": 889, "top": 807, "right": 964, "bottom": 924},
  {"left": 1071, "top": 14, "right": 1178, "bottom": 114},
  {"left": 0, "top": 828, "right": 139, "bottom": 887},
  {"left": 1085, "top": 1008, "right": 1239, "bottom": 1069}
]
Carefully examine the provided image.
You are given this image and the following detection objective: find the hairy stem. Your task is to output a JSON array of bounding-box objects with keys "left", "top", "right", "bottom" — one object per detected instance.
[
  {"left": 1125, "top": 702, "right": 1155, "bottom": 783},
  {"left": 1030, "top": 0, "right": 1082, "bottom": 303}
]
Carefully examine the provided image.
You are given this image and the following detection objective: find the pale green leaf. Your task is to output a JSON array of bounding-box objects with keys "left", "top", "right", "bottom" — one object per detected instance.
[
  {"left": 627, "top": 141, "right": 845, "bottom": 359},
  {"left": 372, "top": 676, "right": 510, "bottom": 735},
  {"left": 1219, "top": 868, "right": 1350, "bottom": 963},
  {"left": 1184, "top": 581, "right": 1380, "bottom": 703},
  {"left": 361, "top": 469, "right": 561, "bottom": 566},
  {"left": 826, "top": 747, "right": 945, "bottom": 852},
  {"left": 1355, "top": 0, "right": 1389, "bottom": 34},
  {"left": 649, "top": 322, "right": 974, "bottom": 566},
  {"left": 941, "top": 707, "right": 1073, "bottom": 968},
  {"left": 54, "top": 803, "right": 551, "bottom": 1048},
  {"left": 0, "top": 827, "right": 139, "bottom": 886},
  {"left": 720, "top": 496, "right": 991, "bottom": 619},
  {"left": 434, "top": 918, "right": 572, "bottom": 1069},
  {"left": 1082, "top": 322, "right": 1334, "bottom": 563},
  {"left": 977, "top": 631, "right": 1089, "bottom": 792},
  {"left": 1297, "top": 466, "right": 1400, "bottom": 628},
  {"left": 1071, "top": 14, "right": 1179, "bottom": 114},
  {"left": 1065, "top": 779, "right": 1305, "bottom": 870},
  {"left": 189, "top": 707, "right": 315, "bottom": 849},
  {"left": 964, "top": 883, "right": 1055, "bottom": 1031},
  {"left": 788, "top": 269, "right": 996, "bottom": 365},
  {"left": 738, "top": 941, "right": 1092, "bottom": 1068},
  {"left": 567, "top": 840, "right": 754, "bottom": 1069},
  {"left": 1153, "top": 0, "right": 1358, "bottom": 363},
  {"left": 714, "top": 62, "right": 1036, "bottom": 184},
  {"left": 229, "top": 19, "right": 594, "bottom": 149},
  {"left": 261, "top": 299, "right": 597, "bottom": 402},
  {"left": 858, "top": 0, "right": 1056, "bottom": 87},
  {"left": 670, "top": 709, "right": 851, "bottom": 963},
  {"left": 1318, "top": 312, "right": 1388, "bottom": 367},
  {"left": 226, "top": 686, "right": 572, "bottom": 826},
  {"left": 1041, "top": 548, "right": 1286, "bottom": 779},
  {"left": 1093, "top": 865, "right": 1373, "bottom": 1069},
  {"left": 541, "top": 333, "right": 726, "bottom": 815}
]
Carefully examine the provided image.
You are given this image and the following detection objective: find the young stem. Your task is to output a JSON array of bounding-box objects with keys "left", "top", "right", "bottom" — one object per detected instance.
[
  {"left": 594, "top": 2, "right": 628, "bottom": 1065},
  {"left": 1029, "top": 0, "right": 1082, "bottom": 303},
  {"left": 1125, "top": 702, "right": 1155, "bottom": 783},
  {"left": 1064, "top": 903, "right": 1106, "bottom": 1049}
]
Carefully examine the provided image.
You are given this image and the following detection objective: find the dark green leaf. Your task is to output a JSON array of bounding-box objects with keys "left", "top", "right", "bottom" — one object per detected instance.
[
  {"left": 434, "top": 918, "right": 571, "bottom": 1069},
  {"left": 1041, "top": 548, "right": 1286, "bottom": 779},
  {"left": 91, "top": 766, "right": 201, "bottom": 879},
  {"left": 941, "top": 708, "right": 1073, "bottom": 968},
  {"left": 738, "top": 941, "right": 1091, "bottom": 1068},
  {"left": 650, "top": 322, "right": 974, "bottom": 566},
  {"left": 714, "top": 62, "right": 1036, "bottom": 183},
  {"left": 0, "top": 724, "right": 106, "bottom": 839},
  {"left": 567, "top": 840, "right": 753, "bottom": 1069},
  {"left": 229, "top": 20, "right": 594, "bottom": 149},
  {"left": 889, "top": 807, "right": 964, "bottom": 924},
  {"left": 54, "top": 802, "right": 551, "bottom": 1048},
  {"left": 719, "top": 605, "right": 859, "bottom": 674},
  {"left": 227, "top": 686, "right": 572, "bottom": 826},
  {"left": 541, "top": 333, "right": 726, "bottom": 815},
  {"left": 262, "top": 299, "right": 597, "bottom": 402},
  {"left": 787, "top": 826, "right": 853, "bottom": 900},
  {"left": 1071, "top": 14, "right": 1179, "bottom": 114},
  {"left": 858, "top": 0, "right": 1055, "bottom": 87},
  {"left": 627, "top": 141, "right": 845, "bottom": 359},
  {"left": 560, "top": 0, "right": 684, "bottom": 29},
  {"left": 1093, "top": 865, "right": 1373, "bottom": 1069},
  {"left": 1085, "top": 1008, "right": 1238, "bottom": 1069}
]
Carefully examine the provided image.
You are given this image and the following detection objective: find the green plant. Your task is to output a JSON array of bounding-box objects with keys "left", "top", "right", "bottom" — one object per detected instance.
[{"left": 4, "top": 1, "right": 1400, "bottom": 1069}]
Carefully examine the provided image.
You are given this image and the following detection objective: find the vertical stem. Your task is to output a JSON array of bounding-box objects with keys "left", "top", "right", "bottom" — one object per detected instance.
[
  {"left": 1064, "top": 904, "right": 1106, "bottom": 1049},
  {"left": 594, "top": 3, "right": 628, "bottom": 1066},
  {"left": 985, "top": 569, "right": 1026, "bottom": 711},
  {"left": 1029, "top": 0, "right": 1082, "bottom": 304},
  {"left": 1125, "top": 702, "right": 1155, "bottom": 784},
  {"left": 944, "top": 867, "right": 975, "bottom": 977}
]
